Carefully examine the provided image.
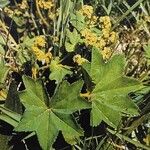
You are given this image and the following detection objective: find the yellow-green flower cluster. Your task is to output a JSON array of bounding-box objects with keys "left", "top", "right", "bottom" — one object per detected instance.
[
  {"left": 101, "top": 47, "right": 112, "bottom": 60},
  {"left": 31, "top": 46, "right": 52, "bottom": 64},
  {"left": 32, "top": 67, "right": 37, "bottom": 79},
  {"left": 100, "top": 16, "right": 118, "bottom": 44},
  {"left": 79, "top": 5, "right": 97, "bottom": 28},
  {"left": 80, "top": 28, "right": 107, "bottom": 50},
  {"left": 100, "top": 16, "right": 111, "bottom": 30},
  {"left": 4, "top": 7, "right": 23, "bottom": 16},
  {"left": 81, "top": 28, "right": 98, "bottom": 47},
  {"left": 99, "top": 16, "right": 118, "bottom": 59},
  {"left": 4, "top": 7, "right": 14, "bottom": 16},
  {"left": 79, "top": 5, "right": 93, "bottom": 19},
  {"left": 19, "top": 0, "right": 28, "bottom": 10},
  {"left": 31, "top": 36, "right": 52, "bottom": 64},
  {"left": 38, "top": 0, "right": 54, "bottom": 10},
  {"left": 48, "top": 8, "right": 59, "bottom": 21},
  {"left": 80, "top": 16, "right": 118, "bottom": 59},
  {"left": 34, "top": 36, "right": 46, "bottom": 47},
  {"left": 73, "top": 54, "right": 88, "bottom": 66}
]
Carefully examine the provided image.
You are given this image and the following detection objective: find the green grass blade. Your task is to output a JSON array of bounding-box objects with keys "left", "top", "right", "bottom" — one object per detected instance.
[
  {"left": 108, "top": 128, "right": 150, "bottom": 150},
  {"left": 112, "top": 0, "right": 145, "bottom": 30}
]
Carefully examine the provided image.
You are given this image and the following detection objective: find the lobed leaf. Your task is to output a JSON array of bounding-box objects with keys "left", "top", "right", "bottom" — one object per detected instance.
[
  {"left": 84, "top": 48, "right": 143, "bottom": 128},
  {"left": 49, "top": 58, "right": 72, "bottom": 84},
  {"left": 15, "top": 76, "right": 90, "bottom": 150}
]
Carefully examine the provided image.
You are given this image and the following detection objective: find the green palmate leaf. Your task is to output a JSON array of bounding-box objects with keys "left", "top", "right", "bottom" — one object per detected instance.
[
  {"left": 21, "top": 36, "right": 35, "bottom": 48},
  {"left": 84, "top": 48, "right": 142, "bottom": 128},
  {"left": 0, "top": 57, "right": 9, "bottom": 84},
  {"left": 15, "top": 76, "right": 90, "bottom": 150},
  {"left": 65, "top": 29, "right": 81, "bottom": 52},
  {"left": 49, "top": 57, "right": 72, "bottom": 84},
  {"left": 70, "top": 11, "right": 85, "bottom": 31}
]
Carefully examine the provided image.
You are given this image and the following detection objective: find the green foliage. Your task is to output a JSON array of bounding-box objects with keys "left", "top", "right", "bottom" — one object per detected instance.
[
  {"left": 84, "top": 48, "right": 142, "bottom": 127},
  {"left": 0, "top": 0, "right": 9, "bottom": 8},
  {"left": 0, "top": 0, "right": 149, "bottom": 149},
  {"left": 15, "top": 76, "right": 90, "bottom": 150},
  {"left": 0, "top": 105, "right": 21, "bottom": 127},
  {"left": 65, "top": 29, "right": 81, "bottom": 52},
  {"left": 70, "top": 11, "right": 85, "bottom": 31},
  {"left": 49, "top": 57, "right": 72, "bottom": 84}
]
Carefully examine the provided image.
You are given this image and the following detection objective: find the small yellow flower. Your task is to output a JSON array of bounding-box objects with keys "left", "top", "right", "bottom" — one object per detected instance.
[
  {"left": 34, "top": 36, "right": 46, "bottom": 47},
  {"left": 88, "top": 15, "right": 98, "bottom": 28},
  {"left": 81, "top": 28, "right": 98, "bottom": 47},
  {"left": 4, "top": 7, "right": 14, "bottom": 16},
  {"left": 31, "top": 46, "right": 52, "bottom": 64},
  {"left": 100, "top": 16, "right": 111, "bottom": 29},
  {"left": 52, "top": 36, "right": 59, "bottom": 43},
  {"left": 14, "top": 9, "right": 22, "bottom": 16},
  {"left": 45, "top": 52, "right": 52, "bottom": 63},
  {"left": 81, "top": 28, "right": 90, "bottom": 37},
  {"left": 79, "top": 5, "right": 93, "bottom": 19},
  {"left": 102, "top": 28, "right": 110, "bottom": 39},
  {"left": 32, "top": 67, "right": 37, "bottom": 79},
  {"left": 38, "top": 0, "right": 54, "bottom": 9},
  {"left": 109, "top": 31, "right": 117, "bottom": 43},
  {"left": 80, "top": 91, "right": 91, "bottom": 101},
  {"left": 96, "top": 38, "right": 106, "bottom": 49},
  {"left": 100, "top": 16, "right": 111, "bottom": 24},
  {"left": 101, "top": 47, "right": 112, "bottom": 59},
  {"left": 73, "top": 54, "right": 88, "bottom": 66},
  {"left": 20, "top": 0, "right": 28, "bottom": 9},
  {"left": 48, "top": 13, "right": 55, "bottom": 20}
]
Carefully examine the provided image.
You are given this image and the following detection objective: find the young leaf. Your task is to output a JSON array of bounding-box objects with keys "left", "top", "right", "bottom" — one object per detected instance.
[
  {"left": 65, "top": 29, "right": 81, "bottom": 52},
  {"left": 70, "top": 12, "right": 85, "bottom": 31},
  {"left": 49, "top": 57, "right": 72, "bottom": 84},
  {"left": 84, "top": 48, "right": 142, "bottom": 128},
  {"left": 15, "top": 76, "right": 90, "bottom": 150}
]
